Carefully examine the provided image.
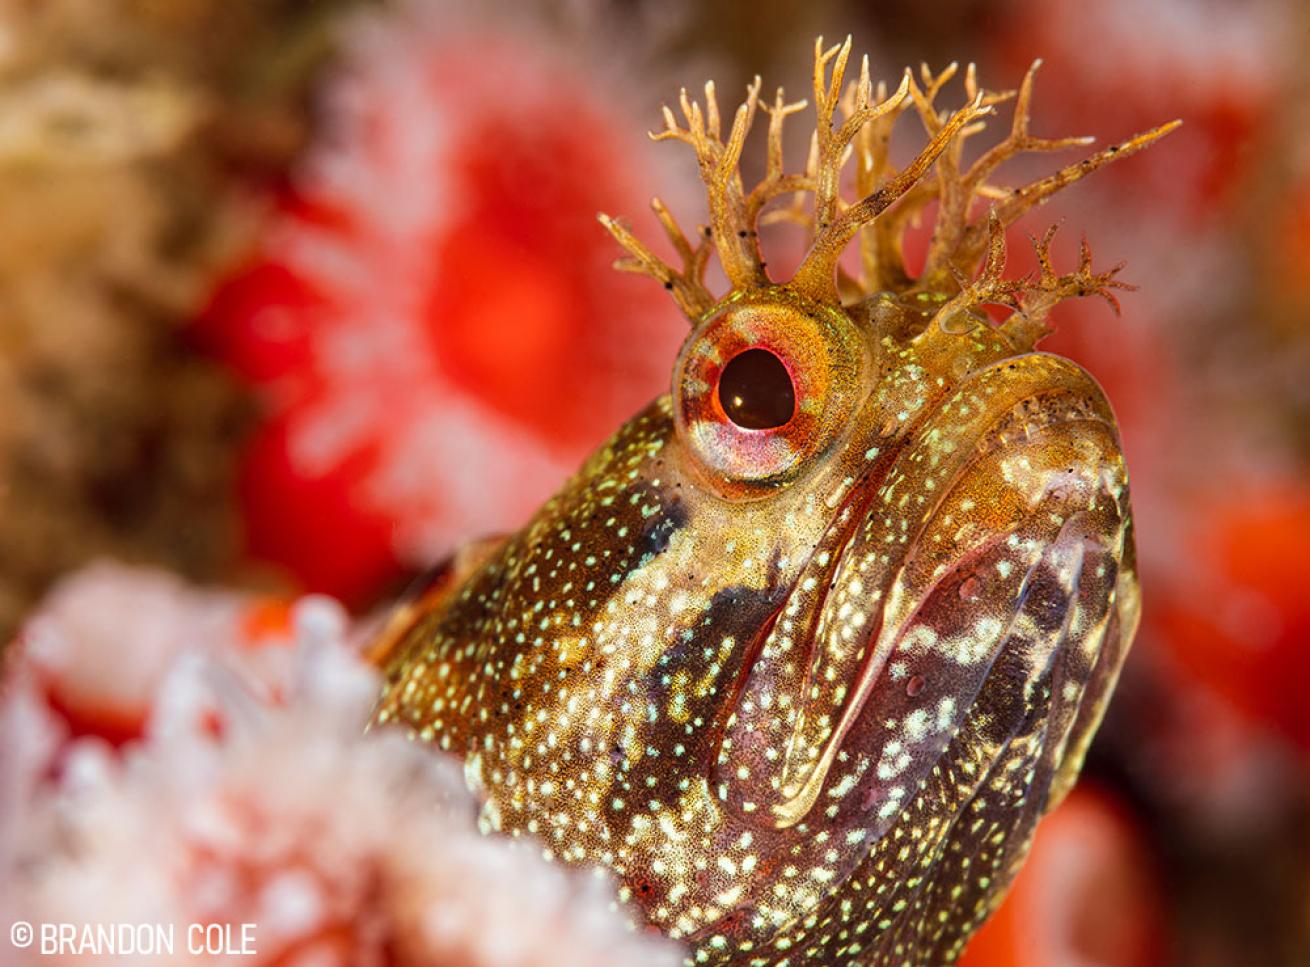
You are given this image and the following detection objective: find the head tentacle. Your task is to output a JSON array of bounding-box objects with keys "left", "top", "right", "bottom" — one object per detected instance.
[{"left": 601, "top": 35, "right": 1178, "bottom": 340}]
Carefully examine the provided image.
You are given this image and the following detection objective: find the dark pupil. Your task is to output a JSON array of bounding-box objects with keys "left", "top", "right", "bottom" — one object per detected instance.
[{"left": 717, "top": 348, "right": 795, "bottom": 430}]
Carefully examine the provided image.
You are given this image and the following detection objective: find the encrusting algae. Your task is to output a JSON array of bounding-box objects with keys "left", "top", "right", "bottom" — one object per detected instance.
[{"left": 372, "top": 37, "right": 1177, "bottom": 966}]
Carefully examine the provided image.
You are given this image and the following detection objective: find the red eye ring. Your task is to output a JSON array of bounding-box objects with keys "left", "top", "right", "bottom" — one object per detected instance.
[{"left": 672, "top": 290, "right": 872, "bottom": 493}]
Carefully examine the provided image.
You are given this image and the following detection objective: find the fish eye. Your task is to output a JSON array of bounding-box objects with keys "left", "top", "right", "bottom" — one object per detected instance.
[
  {"left": 671, "top": 294, "right": 872, "bottom": 493},
  {"left": 718, "top": 348, "right": 796, "bottom": 430}
]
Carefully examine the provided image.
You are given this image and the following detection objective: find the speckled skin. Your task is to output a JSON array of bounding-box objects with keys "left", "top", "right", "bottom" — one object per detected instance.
[{"left": 373, "top": 45, "right": 1158, "bottom": 967}]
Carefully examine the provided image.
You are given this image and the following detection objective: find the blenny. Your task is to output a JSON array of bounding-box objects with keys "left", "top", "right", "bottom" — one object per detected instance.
[{"left": 372, "top": 39, "right": 1175, "bottom": 965}]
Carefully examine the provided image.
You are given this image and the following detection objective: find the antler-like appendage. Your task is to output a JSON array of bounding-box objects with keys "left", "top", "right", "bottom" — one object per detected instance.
[
  {"left": 917, "top": 60, "right": 1094, "bottom": 288},
  {"left": 790, "top": 90, "right": 990, "bottom": 302},
  {"left": 745, "top": 88, "right": 811, "bottom": 227},
  {"left": 932, "top": 218, "right": 1136, "bottom": 348},
  {"left": 998, "top": 226, "right": 1136, "bottom": 348},
  {"left": 650, "top": 78, "right": 769, "bottom": 292},
  {"left": 600, "top": 38, "right": 1175, "bottom": 329},
  {"left": 952, "top": 119, "right": 1181, "bottom": 275},
  {"left": 598, "top": 198, "right": 715, "bottom": 320},
  {"left": 808, "top": 38, "right": 911, "bottom": 233},
  {"left": 930, "top": 213, "right": 1027, "bottom": 335}
]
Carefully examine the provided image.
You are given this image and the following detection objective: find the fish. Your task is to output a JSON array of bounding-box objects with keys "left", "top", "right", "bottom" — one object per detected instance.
[{"left": 371, "top": 38, "right": 1176, "bottom": 965}]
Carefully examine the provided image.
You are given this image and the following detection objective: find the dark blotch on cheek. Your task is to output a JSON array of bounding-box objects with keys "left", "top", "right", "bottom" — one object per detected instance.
[
  {"left": 647, "top": 581, "right": 788, "bottom": 742},
  {"left": 697, "top": 583, "right": 787, "bottom": 633},
  {"left": 635, "top": 495, "right": 689, "bottom": 562}
]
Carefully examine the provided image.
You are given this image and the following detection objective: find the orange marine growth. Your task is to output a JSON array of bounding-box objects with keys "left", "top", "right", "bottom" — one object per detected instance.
[{"left": 372, "top": 38, "right": 1176, "bottom": 965}]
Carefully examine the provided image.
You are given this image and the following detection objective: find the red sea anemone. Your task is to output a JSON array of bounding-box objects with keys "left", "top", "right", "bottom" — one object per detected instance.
[
  {"left": 1152, "top": 483, "right": 1310, "bottom": 759},
  {"left": 195, "top": 2, "right": 686, "bottom": 604}
]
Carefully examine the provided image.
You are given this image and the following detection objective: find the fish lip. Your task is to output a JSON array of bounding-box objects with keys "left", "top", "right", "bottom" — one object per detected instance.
[
  {"left": 711, "top": 445, "right": 896, "bottom": 824},
  {"left": 736, "top": 455, "right": 888, "bottom": 678}
]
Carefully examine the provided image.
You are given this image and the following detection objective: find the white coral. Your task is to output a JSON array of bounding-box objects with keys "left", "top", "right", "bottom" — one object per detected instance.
[{"left": 2, "top": 568, "right": 681, "bottom": 967}]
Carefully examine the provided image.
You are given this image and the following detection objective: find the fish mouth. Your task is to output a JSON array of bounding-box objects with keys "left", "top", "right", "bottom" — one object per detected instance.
[
  {"left": 712, "top": 445, "right": 897, "bottom": 829},
  {"left": 712, "top": 352, "right": 1129, "bottom": 830}
]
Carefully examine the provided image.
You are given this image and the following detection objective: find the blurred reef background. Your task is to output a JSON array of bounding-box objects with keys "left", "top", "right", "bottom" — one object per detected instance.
[{"left": 3, "top": 1, "right": 1310, "bottom": 964}]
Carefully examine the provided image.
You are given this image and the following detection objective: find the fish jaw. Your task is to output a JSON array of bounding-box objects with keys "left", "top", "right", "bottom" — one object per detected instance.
[{"left": 701, "top": 351, "right": 1139, "bottom": 953}]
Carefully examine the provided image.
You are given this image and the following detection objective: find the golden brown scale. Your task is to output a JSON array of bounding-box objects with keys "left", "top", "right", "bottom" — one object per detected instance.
[{"left": 372, "top": 38, "right": 1175, "bottom": 966}]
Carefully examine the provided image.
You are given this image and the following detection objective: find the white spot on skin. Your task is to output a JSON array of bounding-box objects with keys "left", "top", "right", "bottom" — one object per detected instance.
[{"left": 903, "top": 709, "right": 930, "bottom": 742}]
